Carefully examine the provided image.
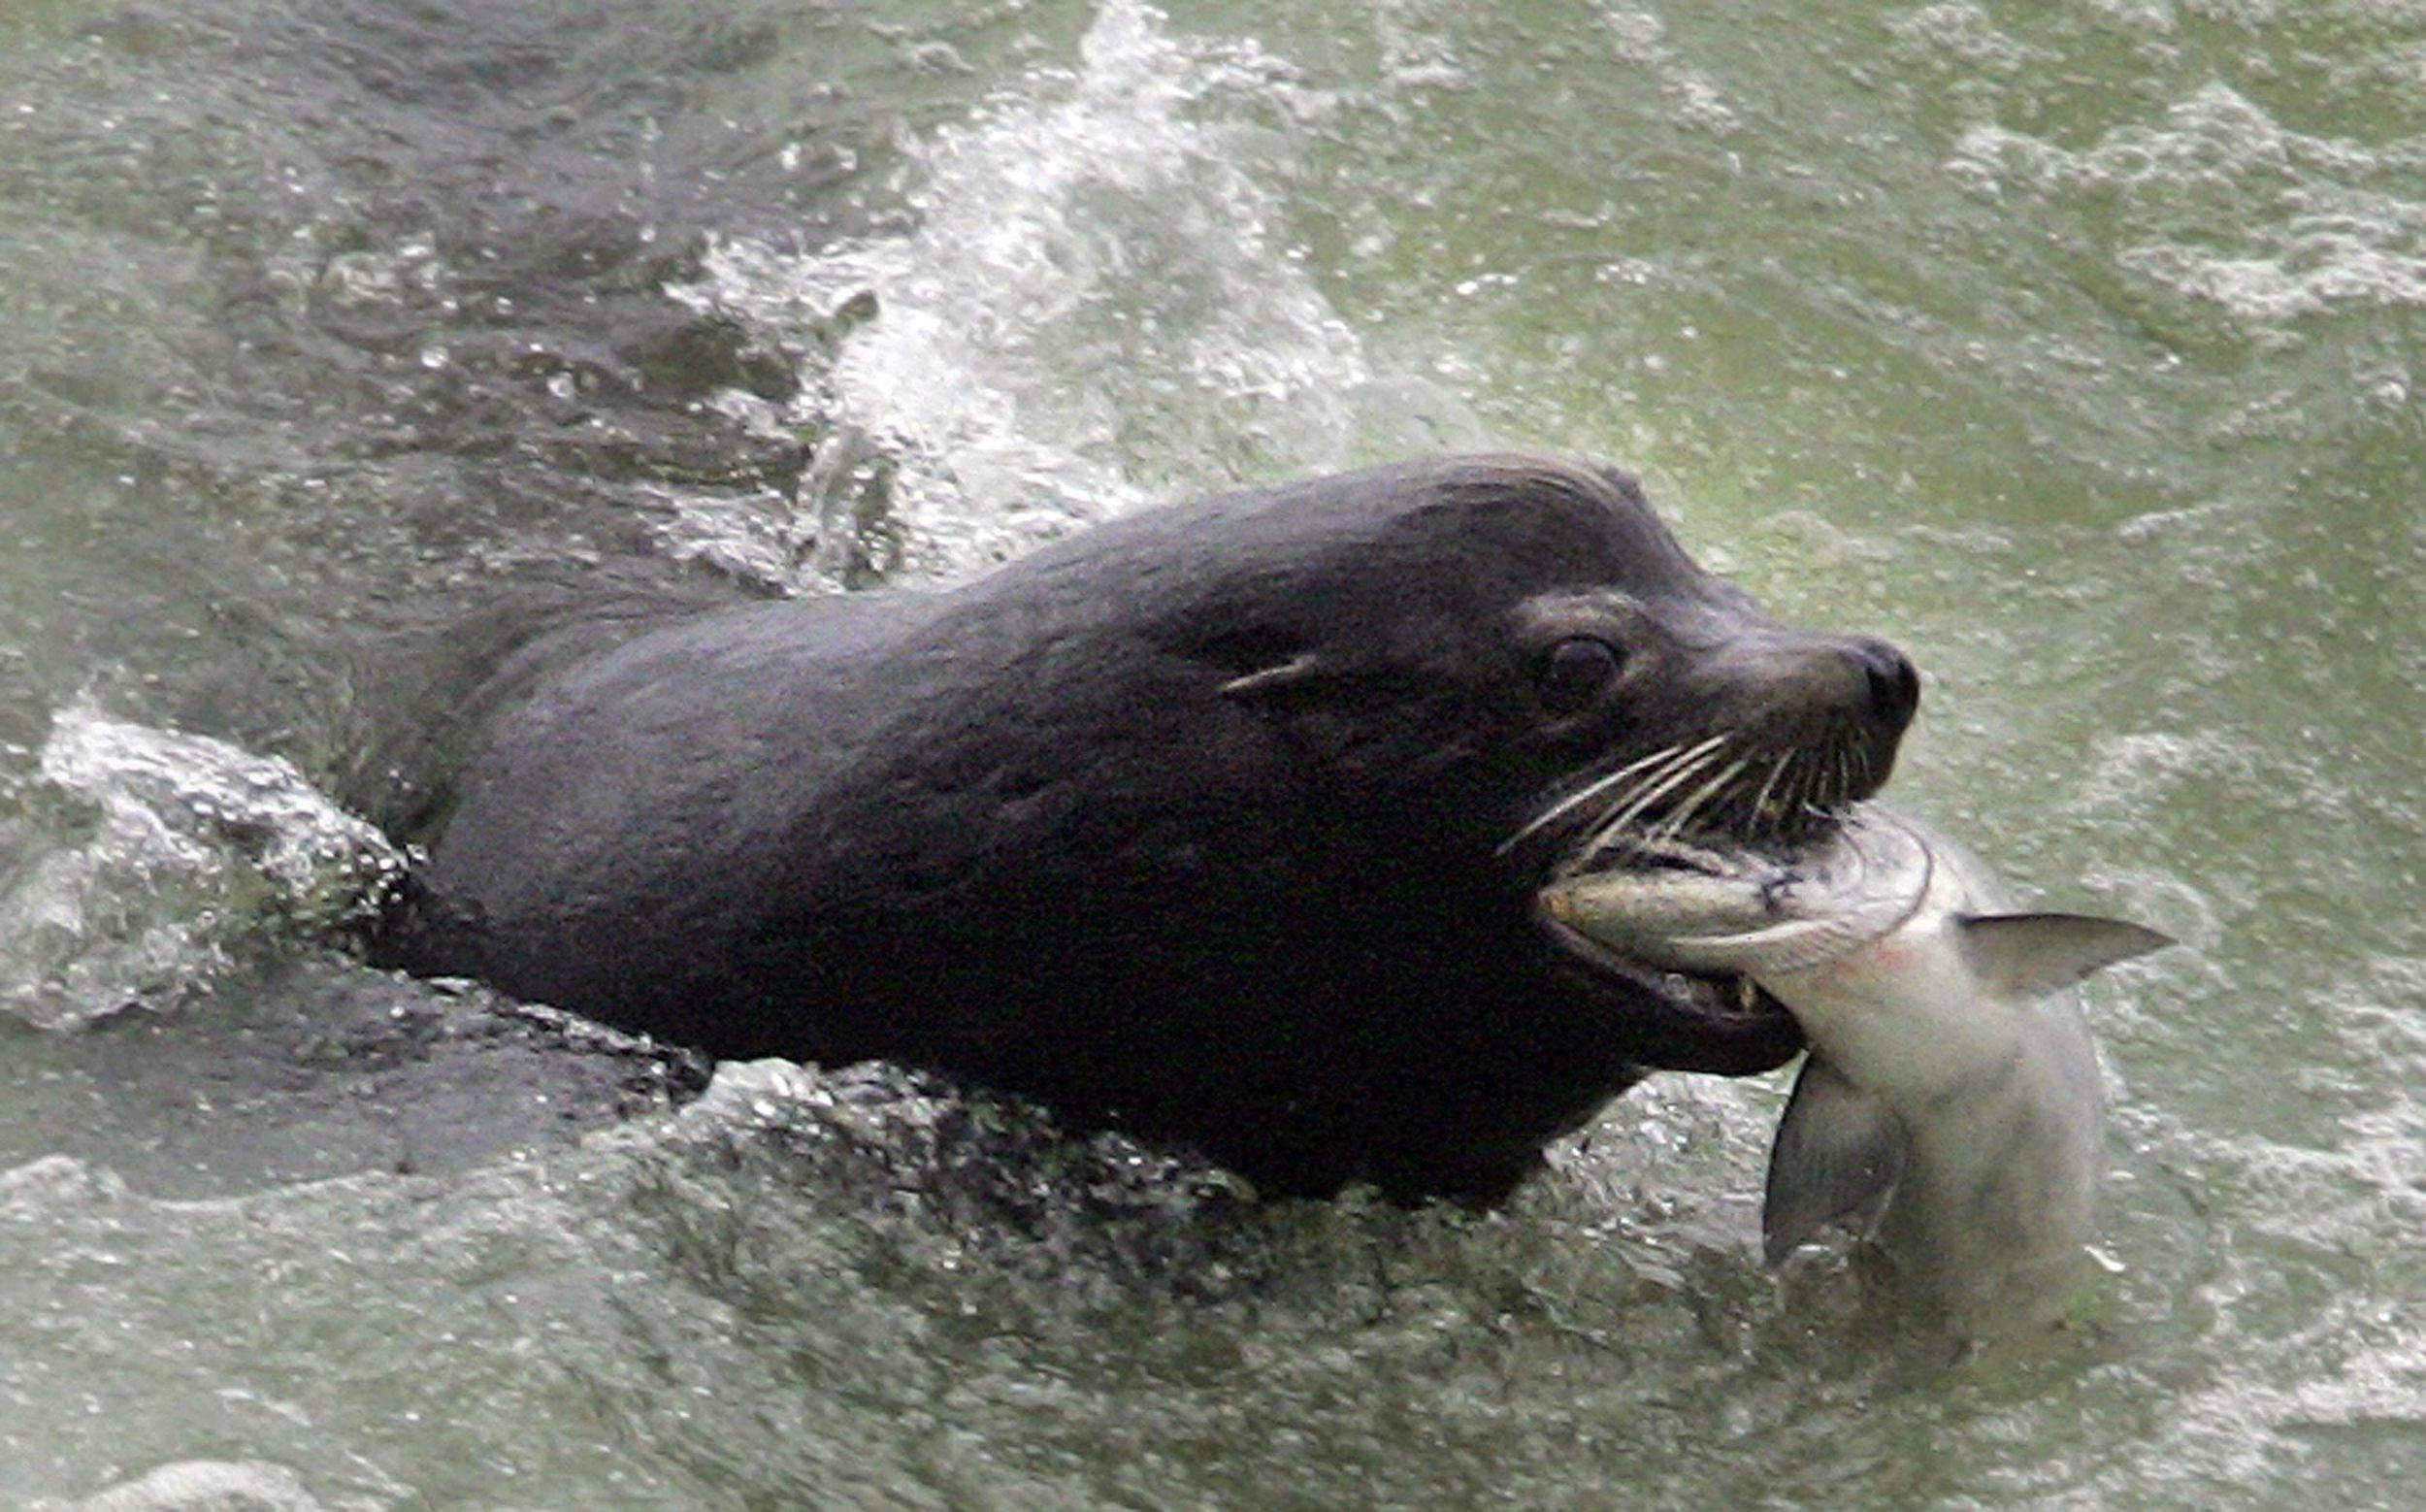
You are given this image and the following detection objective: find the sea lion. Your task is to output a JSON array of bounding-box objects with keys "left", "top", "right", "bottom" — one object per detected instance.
[{"left": 385, "top": 454, "right": 1920, "bottom": 1203}]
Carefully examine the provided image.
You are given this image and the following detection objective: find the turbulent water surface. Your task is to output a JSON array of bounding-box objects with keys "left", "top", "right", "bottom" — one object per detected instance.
[{"left": 1, "top": 1, "right": 2420, "bottom": 1506}]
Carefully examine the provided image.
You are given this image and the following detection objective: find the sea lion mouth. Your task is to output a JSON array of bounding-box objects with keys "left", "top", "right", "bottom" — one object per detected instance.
[
  {"left": 1552, "top": 826, "right": 1750, "bottom": 881},
  {"left": 1514, "top": 734, "right": 1876, "bottom": 1070},
  {"left": 1534, "top": 900, "right": 1800, "bottom": 1073},
  {"left": 1540, "top": 904, "right": 1772, "bottom": 1011}
]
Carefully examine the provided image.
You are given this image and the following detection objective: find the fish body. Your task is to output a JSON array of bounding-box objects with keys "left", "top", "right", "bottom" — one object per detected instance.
[{"left": 1538, "top": 807, "right": 2172, "bottom": 1336}]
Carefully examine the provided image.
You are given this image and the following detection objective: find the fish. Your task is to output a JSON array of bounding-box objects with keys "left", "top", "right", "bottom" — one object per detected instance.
[{"left": 1536, "top": 805, "right": 2174, "bottom": 1337}]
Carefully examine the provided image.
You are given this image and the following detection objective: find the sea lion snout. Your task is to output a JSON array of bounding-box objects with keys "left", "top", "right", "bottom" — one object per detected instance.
[
  {"left": 1846, "top": 635, "right": 1921, "bottom": 730},
  {"left": 1547, "top": 609, "right": 1920, "bottom": 853},
  {"left": 1688, "top": 620, "right": 1919, "bottom": 732}
]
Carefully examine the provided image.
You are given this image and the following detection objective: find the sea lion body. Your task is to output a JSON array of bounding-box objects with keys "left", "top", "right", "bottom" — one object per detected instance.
[{"left": 392, "top": 455, "right": 1918, "bottom": 1201}]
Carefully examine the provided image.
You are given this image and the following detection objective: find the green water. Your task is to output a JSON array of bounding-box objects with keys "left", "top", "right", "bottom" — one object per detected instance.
[{"left": 0, "top": 1, "right": 2418, "bottom": 1506}]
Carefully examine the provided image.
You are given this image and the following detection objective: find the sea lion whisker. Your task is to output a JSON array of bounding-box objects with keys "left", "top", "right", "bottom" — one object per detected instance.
[
  {"left": 1548, "top": 737, "right": 1723, "bottom": 855},
  {"left": 1750, "top": 749, "right": 1797, "bottom": 836},
  {"left": 1579, "top": 739, "right": 1733, "bottom": 862},
  {"left": 1601, "top": 740, "right": 1725, "bottom": 825},
  {"left": 1787, "top": 753, "right": 1820, "bottom": 825},
  {"left": 1499, "top": 740, "right": 1694, "bottom": 854},
  {"left": 1617, "top": 733, "right": 1725, "bottom": 796},
  {"left": 1573, "top": 765, "right": 1688, "bottom": 860},
  {"left": 1650, "top": 755, "right": 1751, "bottom": 846}
]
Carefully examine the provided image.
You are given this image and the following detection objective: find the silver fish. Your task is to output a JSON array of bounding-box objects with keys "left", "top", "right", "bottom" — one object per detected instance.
[{"left": 1538, "top": 806, "right": 2173, "bottom": 1337}]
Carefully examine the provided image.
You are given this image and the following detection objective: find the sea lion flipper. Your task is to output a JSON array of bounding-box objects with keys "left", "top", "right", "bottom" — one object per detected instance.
[{"left": 1762, "top": 1056, "right": 1904, "bottom": 1265}]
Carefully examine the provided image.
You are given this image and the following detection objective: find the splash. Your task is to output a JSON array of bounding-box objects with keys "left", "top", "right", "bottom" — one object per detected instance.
[
  {"left": 34, "top": 1457, "right": 366, "bottom": 1512},
  {"left": 1951, "top": 82, "right": 2426, "bottom": 329},
  {"left": 0, "top": 706, "right": 407, "bottom": 1030},
  {"left": 1594, "top": 6, "right": 1744, "bottom": 135},
  {"left": 674, "top": 0, "right": 1383, "bottom": 587}
]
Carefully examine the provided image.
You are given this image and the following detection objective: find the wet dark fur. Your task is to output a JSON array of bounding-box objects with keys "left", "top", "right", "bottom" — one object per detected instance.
[{"left": 382, "top": 455, "right": 1916, "bottom": 1203}]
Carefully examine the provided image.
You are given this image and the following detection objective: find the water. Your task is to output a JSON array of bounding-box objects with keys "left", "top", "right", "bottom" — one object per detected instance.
[{"left": 1, "top": 0, "right": 2418, "bottom": 1505}]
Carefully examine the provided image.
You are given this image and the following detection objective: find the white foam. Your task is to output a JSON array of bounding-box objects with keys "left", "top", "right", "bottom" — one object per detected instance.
[
  {"left": 1594, "top": 7, "right": 1743, "bottom": 135},
  {"left": 0, "top": 705, "right": 407, "bottom": 1030},
  {"left": 1951, "top": 82, "right": 2426, "bottom": 326},
  {"left": 673, "top": 1, "right": 1439, "bottom": 587},
  {"left": 37, "top": 1458, "right": 352, "bottom": 1512}
]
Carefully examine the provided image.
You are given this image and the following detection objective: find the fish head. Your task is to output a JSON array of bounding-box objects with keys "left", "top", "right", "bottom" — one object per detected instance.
[{"left": 1535, "top": 805, "right": 1935, "bottom": 979}]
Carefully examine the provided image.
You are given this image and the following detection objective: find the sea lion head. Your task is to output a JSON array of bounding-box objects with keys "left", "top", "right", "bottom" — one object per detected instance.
[{"left": 1155, "top": 453, "right": 1919, "bottom": 1081}]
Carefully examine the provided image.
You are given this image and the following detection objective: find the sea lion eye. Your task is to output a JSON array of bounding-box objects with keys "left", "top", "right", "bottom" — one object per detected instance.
[{"left": 1536, "top": 636, "right": 1622, "bottom": 713}]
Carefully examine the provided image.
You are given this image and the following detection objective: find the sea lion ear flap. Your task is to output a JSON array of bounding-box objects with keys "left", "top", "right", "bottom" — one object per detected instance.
[
  {"left": 1955, "top": 913, "right": 2176, "bottom": 1000},
  {"left": 1218, "top": 653, "right": 1330, "bottom": 701},
  {"left": 1193, "top": 620, "right": 1346, "bottom": 703}
]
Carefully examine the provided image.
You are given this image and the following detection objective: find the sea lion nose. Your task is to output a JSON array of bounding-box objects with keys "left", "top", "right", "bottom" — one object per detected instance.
[{"left": 1848, "top": 638, "right": 1921, "bottom": 731}]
